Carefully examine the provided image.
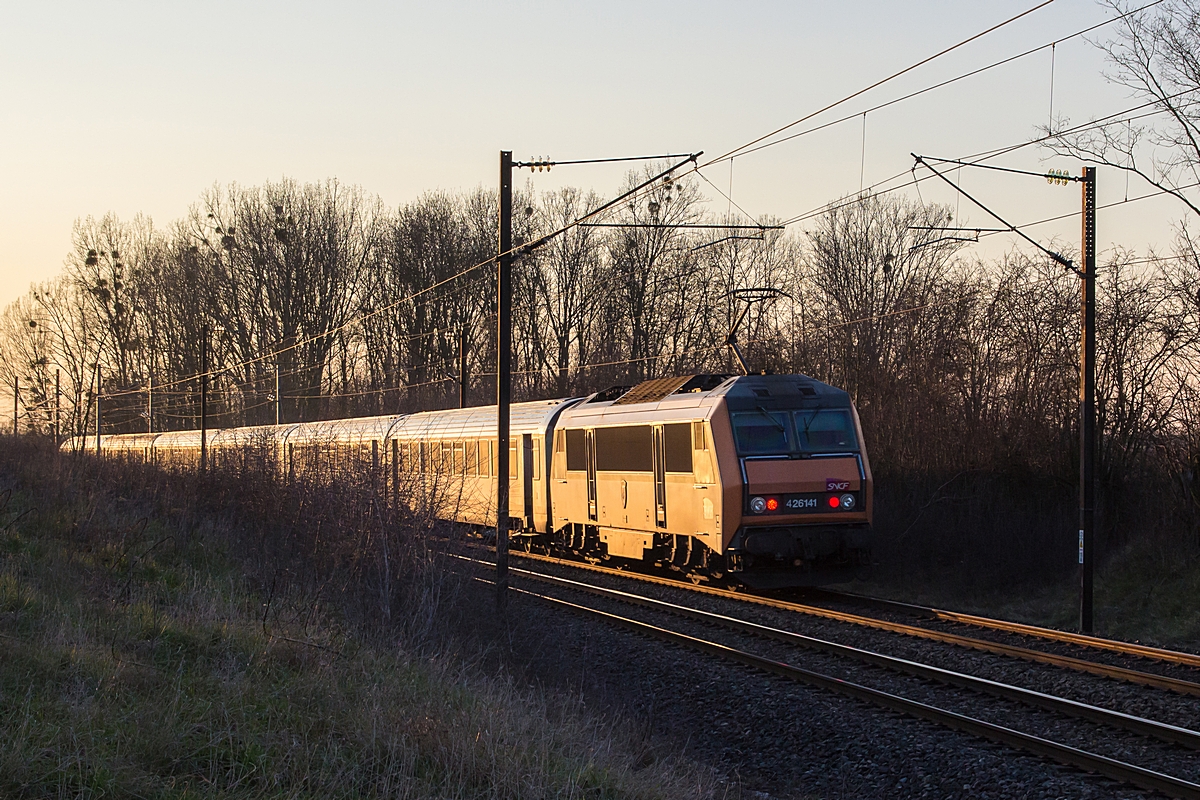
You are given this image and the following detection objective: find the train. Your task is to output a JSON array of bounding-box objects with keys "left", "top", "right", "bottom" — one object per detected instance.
[{"left": 68, "top": 373, "right": 873, "bottom": 584}]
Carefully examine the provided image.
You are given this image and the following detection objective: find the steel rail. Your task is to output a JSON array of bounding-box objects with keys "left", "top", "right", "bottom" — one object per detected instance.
[
  {"left": 509, "top": 551, "right": 1200, "bottom": 697},
  {"left": 487, "top": 561, "right": 1200, "bottom": 751},
  {"left": 804, "top": 588, "right": 1200, "bottom": 669},
  {"left": 482, "top": 575, "right": 1200, "bottom": 800}
]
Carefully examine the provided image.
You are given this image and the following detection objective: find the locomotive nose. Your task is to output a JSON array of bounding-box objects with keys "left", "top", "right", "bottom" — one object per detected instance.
[{"left": 741, "top": 457, "right": 864, "bottom": 519}]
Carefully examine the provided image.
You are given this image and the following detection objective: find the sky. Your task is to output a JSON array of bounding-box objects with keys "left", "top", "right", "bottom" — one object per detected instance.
[{"left": 0, "top": 0, "right": 1189, "bottom": 309}]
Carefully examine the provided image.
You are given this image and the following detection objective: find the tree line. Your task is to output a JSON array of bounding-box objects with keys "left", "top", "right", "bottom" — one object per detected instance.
[{"left": 3, "top": 173, "right": 1199, "bottom": 556}]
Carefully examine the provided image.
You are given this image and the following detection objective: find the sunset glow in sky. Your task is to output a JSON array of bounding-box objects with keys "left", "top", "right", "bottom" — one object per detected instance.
[{"left": 1, "top": 1, "right": 1187, "bottom": 307}]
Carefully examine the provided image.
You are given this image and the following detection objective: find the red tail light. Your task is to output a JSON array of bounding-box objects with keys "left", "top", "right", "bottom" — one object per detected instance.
[
  {"left": 828, "top": 496, "right": 840, "bottom": 508},
  {"left": 766, "top": 497, "right": 779, "bottom": 511}
]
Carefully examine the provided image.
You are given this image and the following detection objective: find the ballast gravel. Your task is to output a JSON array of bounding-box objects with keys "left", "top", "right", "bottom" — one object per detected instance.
[
  {"left": 524, "top": 577, "right": 1200, "bottom": 788},
  {"left": 463, "top": 568, "right": 1161, "bottom": 800}
]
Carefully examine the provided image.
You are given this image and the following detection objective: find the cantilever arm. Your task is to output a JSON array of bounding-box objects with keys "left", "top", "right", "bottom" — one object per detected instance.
[{"left": 912, "top": 154, "right": 1081, "bottom": 277}]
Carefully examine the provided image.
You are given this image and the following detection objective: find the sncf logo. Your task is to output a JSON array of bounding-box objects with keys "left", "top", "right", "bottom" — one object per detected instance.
[{"left": 826, "top": 479, "right": 850, "bottom": 492}]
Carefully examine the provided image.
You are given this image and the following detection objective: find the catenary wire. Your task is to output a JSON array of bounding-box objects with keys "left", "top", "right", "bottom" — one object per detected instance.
[
  {"left": 705, "top": 0, "right": 1062, "bottom": 166},
  {"left": 726, "top": 0, "right": 1165, "bottom": 162}
]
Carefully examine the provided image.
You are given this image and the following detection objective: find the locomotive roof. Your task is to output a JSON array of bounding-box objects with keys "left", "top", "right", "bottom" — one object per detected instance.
[{"left": 577, "top": 373, "right": 852, "bottom": 414}]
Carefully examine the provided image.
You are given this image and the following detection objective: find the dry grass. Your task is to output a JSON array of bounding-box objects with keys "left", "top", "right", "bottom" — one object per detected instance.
[{"left": 0, "top": 436, "right": 714, "bottom": 799}]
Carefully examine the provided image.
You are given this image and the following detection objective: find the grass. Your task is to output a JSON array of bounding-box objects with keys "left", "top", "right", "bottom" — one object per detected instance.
[
  {"left": 0, "top": 437, "right": 712, "bottom": 799},
  {"left": 984, "top": 537, "right": 1200, "bottom": 648},
  {"left": 855, "top": 532, "right": 1200, "bottom": 651},
  {"left": 856, "top": 468, "right": 1200, "bottom": 650}
]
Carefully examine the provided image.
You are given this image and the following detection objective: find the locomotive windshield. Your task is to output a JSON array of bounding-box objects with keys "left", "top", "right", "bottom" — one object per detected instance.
[
  {"left": 794, "top": 409, "right": 856, "bottom": 452},
  {"left": 731, "top": 407, "right": 857, "bottom": 455},
  {"left": 731, "top": 410, "right": 791, "bottom": 453}
]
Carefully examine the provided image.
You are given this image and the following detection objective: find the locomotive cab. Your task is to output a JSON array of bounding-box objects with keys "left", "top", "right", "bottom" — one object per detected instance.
[
  {"left": 715, "top": 375, "right": 873, "bottom": 577},
  {"left": 549, "top": 373, "right": 872, "bottom": 583}
]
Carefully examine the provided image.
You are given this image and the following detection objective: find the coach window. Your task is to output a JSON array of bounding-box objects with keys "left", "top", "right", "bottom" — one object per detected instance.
[
  {"left": 595, "top": 425, "right": 653, "bottom": 472},
  {"left": 465, "top": 441, "right": 477, "bottom": 476},
  {"left": 663, "top": 423, "right": 692, "bottom": 473},
  {"left": 565, "top": 429, "right": 586, "bottom": 472},
  {"left": 509, "top": 439, "right": 518, "bottom": 479},
  {"left": 532, "top": 440, "right": 541, "bottom": 480},
  {"left": 453, "top": 441, "right": 464, "bottom": 474}
]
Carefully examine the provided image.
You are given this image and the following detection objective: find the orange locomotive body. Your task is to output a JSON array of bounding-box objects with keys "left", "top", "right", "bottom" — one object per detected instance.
[
  {"left": 544, "top": 373, "right": 872, "bottom": 582},
  {"left": 70, "top": 373, "right": 872, "bottom": 583}
]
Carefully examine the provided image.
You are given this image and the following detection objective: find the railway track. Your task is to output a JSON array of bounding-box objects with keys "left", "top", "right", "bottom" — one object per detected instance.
[
  {"left": 506, "top": 549, "right": 1200, "bottom": 696},
  {"left": 800, "top": 587, "right": 1200, "bottom": 669},
  {"left": 459, "top": 554, "right": 1200, "bottom": 798}
]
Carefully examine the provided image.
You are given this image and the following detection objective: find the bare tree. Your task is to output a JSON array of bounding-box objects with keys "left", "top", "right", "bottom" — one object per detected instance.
[
  {"left": 803, "top": 192, "right": 962, "bottom": 405},
  {"left": 185, "top": 179, "right": 371, "bottom": 423},
  {"left": 1044, "top": 0, "right": 1200, "bottom": 217},
  {"left": 521, "top": 187, "right": 606, "bottom": 395},
  {"left": 603, "top": 167, "right": 707, "bottom": 382}
]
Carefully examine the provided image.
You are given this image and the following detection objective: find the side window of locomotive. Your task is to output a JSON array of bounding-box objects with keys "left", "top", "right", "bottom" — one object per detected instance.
[
  {"left": 595, "top": 426, "right": 653, "bottom": 472},
  {"left": 692, "top": 421, "right": 714, "bottom": 484},
  {"left": 663, "top": 423, "right": 692, "bottom": 473},
  {"left": 565, "top": 429, "right": 587, "bottom": 472},
  {"left": 794, "top": 409, "right": 857, "bottom": 452}
]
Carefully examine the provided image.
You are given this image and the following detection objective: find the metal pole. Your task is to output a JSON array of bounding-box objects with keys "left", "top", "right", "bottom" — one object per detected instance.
[
  {"left": 274, "top": 361, "right": 281, "bottom": 426},
  {"left": 459, "top": 325, "right": 468, "bottom": 409},
  {"left": 55, "top": 369, "right": 60, "bottom": 442},
  {"left": 95, "top": 366, "right": 102, "bottom": 456},
  {"left": 1080, "top": 166, "right": 1097, "bottom": 633},
  {"left": 147, "top": 375, "right": 153, "bottom": 434},
  {"left": 13, "top": 377, "right": 18, "bottom": 435},
  {"left": 200, "top": 326, "right": 208, "bottom": 474},
  {"left": 495, "top": 150, "right": 513, "bottom": 607}
]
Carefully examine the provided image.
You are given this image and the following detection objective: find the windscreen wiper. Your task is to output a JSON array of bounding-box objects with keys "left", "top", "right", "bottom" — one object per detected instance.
[{"left": 755, "top": 405, "right": 786, "bottom": 432}]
